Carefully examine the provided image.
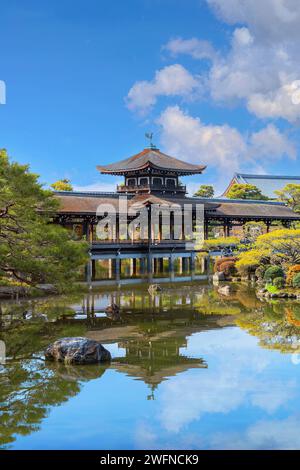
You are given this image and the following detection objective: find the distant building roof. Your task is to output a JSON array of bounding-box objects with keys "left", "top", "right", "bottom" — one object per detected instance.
[
  {"left": 97, "top": 148, "right": 206, "bottom": 176},
  {"left": 223, "top": 173, "right": 300, "bottom": 199}
]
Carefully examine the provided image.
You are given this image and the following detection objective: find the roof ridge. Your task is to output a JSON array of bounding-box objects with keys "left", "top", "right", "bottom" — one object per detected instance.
[{"left": 236, "top": 173, "right": 300, "bottom": 180}]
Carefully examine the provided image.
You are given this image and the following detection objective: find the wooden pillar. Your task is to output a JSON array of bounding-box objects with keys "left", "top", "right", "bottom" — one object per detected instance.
[
  {"left": 169, "top": 255, "right": 175, "bottom": 280},
  {"left": 190, "top": 252, "right": 196, "bottom": 273},
  {"left": 158, "top": 213, "right": 162, "bottom": 241},
  {"left": 170, "top": 212, "right": 174, "bottom": 240},
  {"left": 115, "top": 257, "right": 121, "bottom": 281},
  {"left": 147, "top": 253, "right": 152, "bottom": 277},
  {"left": 84, "top": 218, "right": 92, "bottom": 242},
  {"left": 204, "top": 220, "right": 209, "bottom": 240},
  {"left": 201, "top": 255, "right": 209, "bottom": 274},
  {"left": 85, "top": 260, "right": 92, "bottom": 283},
  {"left": 224, "top": 222, "right": 231, "bottom": 237},
  {"left": 131, "top": 258, "right": 137, "bottom": 276},
  {"left": 91, "top": 259, "right": 96, "bottom": 281},
  {"left": 109, "top": 258, "right": 118, "bottom": 279},
  {"left": 148, "top": 207, "right": 152, "bottom": 243},
  {"left": 116, "top": 215, "right": 120, "bottom": 242},
  {"left": 266, "top": 221, "right": 271, "bottom": 233},
  {"left": 140, "top": 257, "right": 146, "bottom": 276},
  {"left": 182, "top": 257, "right": 189, "bottom": 273},
  {"left": 159, "top": 258, "right": 164, "bottom": 272}
]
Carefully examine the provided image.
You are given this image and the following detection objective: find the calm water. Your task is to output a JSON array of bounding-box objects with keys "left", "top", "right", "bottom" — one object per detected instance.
[{"left": 1, "top": 282, "right": 300, "bottom": 450}]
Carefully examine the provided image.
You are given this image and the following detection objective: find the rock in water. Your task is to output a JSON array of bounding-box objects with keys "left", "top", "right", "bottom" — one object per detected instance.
[
  {"left": 218, "top": 285, "right": 232, "bottom": 296},
  {"left": 148, "top": 284, "right": 162, "bottom": 294},
  {"left": 45, "top": 337, "right": 111, "bottom": 364},
  {"left": 105, "top": 303, "right": 120, "bottom": 318},
  {"left": 212, "top": 272, "right": 225, "bottom": 283}
]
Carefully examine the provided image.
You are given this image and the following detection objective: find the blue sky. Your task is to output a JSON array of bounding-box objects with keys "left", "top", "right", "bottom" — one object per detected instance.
[{"left": 1, "top": 0, "right": 300, "bottom": 194}]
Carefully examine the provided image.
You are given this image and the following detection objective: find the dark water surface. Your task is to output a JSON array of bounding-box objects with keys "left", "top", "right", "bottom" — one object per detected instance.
[{"left": 1, "top": 282, "right": 300, "bottom": 450}]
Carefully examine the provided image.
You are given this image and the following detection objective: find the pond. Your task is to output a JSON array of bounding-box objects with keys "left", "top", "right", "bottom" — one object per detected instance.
[{"left": 1, "top": 282, "right": 300, "bottom": 450}]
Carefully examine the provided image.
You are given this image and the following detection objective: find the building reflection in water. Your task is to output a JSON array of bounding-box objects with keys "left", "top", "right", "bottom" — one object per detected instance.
[{"left": 2, "top": 283, "right": 300, "bottom": 447}]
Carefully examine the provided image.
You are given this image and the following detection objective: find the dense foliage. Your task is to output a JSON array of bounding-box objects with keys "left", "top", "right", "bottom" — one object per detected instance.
[
  {"left": 0, "top": 149, "right": 88, "bottom": 290},
  {"left": 292, "top": 273, "right": 300, "bottom": 288},
  {"left": 203, "top": 237, "right": 240, "bottom": 251},
  {"left": 237, "top": 229, "right": 300, "bottom": 274},
  {"left": 193, "top": 185, "right": 214, "bottom": 198},
  {"left": 275, "top": 183, "right": 300, "bottom": 212},
  {"left": 227, "top": 183, "right": 268, "bottom": 200},
  {"left": 51, "top": 179, "right": 73, "bottom": 191}
]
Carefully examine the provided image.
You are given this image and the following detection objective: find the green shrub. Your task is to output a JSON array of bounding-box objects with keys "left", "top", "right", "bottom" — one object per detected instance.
[
  {"left": 273, "top": 277, "right": 285, "bottom": 289},
  {"left": 292, "top": 273, "right": 300, "bottom": 288},
  {"left": 264, "top": 266, "right": 284, "bottom": 282},
  {"left": 266, "top": 285, "right": 278, "bottom": 294}
]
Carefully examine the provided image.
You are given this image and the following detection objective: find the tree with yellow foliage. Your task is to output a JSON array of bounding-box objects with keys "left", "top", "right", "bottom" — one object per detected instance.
[{"left": 236, "top": 229, "right": 300, "bottom": 274}]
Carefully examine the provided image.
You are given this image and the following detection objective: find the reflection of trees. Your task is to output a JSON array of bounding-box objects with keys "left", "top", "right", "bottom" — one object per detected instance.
[
  {"left": 0, "top": 299, "right": 106, "bottom": 449},
  {"left": 236, "top": 302, "right": 300, "bottom": 353},
  {"left": 0, "top": 359, "right": 108, "bottom": 449}
]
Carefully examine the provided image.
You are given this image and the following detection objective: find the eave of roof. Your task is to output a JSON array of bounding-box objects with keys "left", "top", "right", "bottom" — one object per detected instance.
[
  {"left": 97, "top": 148, "right": 206, "bottom": 175},
  {"left": 54, "top": 192, "right": 300, "bottom": 220}
]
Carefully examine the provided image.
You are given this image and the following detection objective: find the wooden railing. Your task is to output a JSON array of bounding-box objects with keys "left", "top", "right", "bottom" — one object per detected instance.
[{"left": 117, "top": 183, "right": 186, "bottom": 193}]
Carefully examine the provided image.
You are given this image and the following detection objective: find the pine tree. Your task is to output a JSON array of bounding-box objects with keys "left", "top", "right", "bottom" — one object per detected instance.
[{"left": 0, "top": 149, "right": 88, "bottom": 290}]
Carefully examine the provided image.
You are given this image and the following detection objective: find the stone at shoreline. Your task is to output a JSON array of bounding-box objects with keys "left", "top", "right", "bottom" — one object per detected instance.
[
  {"left": 148, "top": 284, "right": 162, "bottom": 294},
  {"left": 218, "top": 285, "right": 233, "bottom": 296},
  {"left": 213, "top": 272, "right": 225, "bottom": 283},
  {"left": 105, "top": 303, "right": 120, "bottom": 318},
  {"left": 261, "top": 291, "right": 297, "bottom": 299},
  {"left": 45, "top": 337, "right": 111, "bottom": 364}
]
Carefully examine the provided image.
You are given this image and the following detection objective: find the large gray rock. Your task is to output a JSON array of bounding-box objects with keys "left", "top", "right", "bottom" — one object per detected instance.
[{"left": 45, "top": 337, "right": 111, "bottom": 365}]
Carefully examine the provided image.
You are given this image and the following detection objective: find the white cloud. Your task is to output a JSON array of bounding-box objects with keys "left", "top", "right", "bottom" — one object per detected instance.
[
  {"left": 207, "top": 0, "right": 300, "bottom": 42},
  {"left": 157, "top": 105, "right": 246, "bottom": 174},
  {"left": 155, "top": 2, "right": 300, "bottom": 122},
  {"left": 249, "top": 124, "right": 296, "bottom": 160},
  {"left": 126, "top": 64, "right": 201, "bottom": 114},
  {"left": 248, "top": 81, "right": 300, "bottom": 121},
  {"left": 206, "top": 1, "right": 300, "bottom": 122},
  {"left": 157, "top": 106, "right": 295, "bottom": 178},
  {"left": 158, "top": 328, "right": 296, "bottom": 433},
  {"left": 163, "top": 37, "right": 216, "bottom": 60},
  {"left": 210, "top": 416, "right": 300, "bottom": 450}
]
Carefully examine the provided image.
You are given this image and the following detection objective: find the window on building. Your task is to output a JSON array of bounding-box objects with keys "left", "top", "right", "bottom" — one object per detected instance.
[
  {"left": 166, "top": 178, "right": 176, "bottom": 188},
  {"left": 127, "top": 178, "right": 136, "bottom": 187},
  {"left": 139, "top": 177, "right": 149, "bottom": 186},
  {"left": 153, "top": 177, "right": 163, "bottom": 187}
]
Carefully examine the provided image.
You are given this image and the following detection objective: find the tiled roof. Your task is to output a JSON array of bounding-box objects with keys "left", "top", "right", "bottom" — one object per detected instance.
[
  {"left": 55, "top": 192, "right": 300, "bottom": 220},
  {"left": 97, "top": 148, "right": 206, "bottom": 175},
  {"left": 206, "top": 201, "right": 299, "bottom": 219}
]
